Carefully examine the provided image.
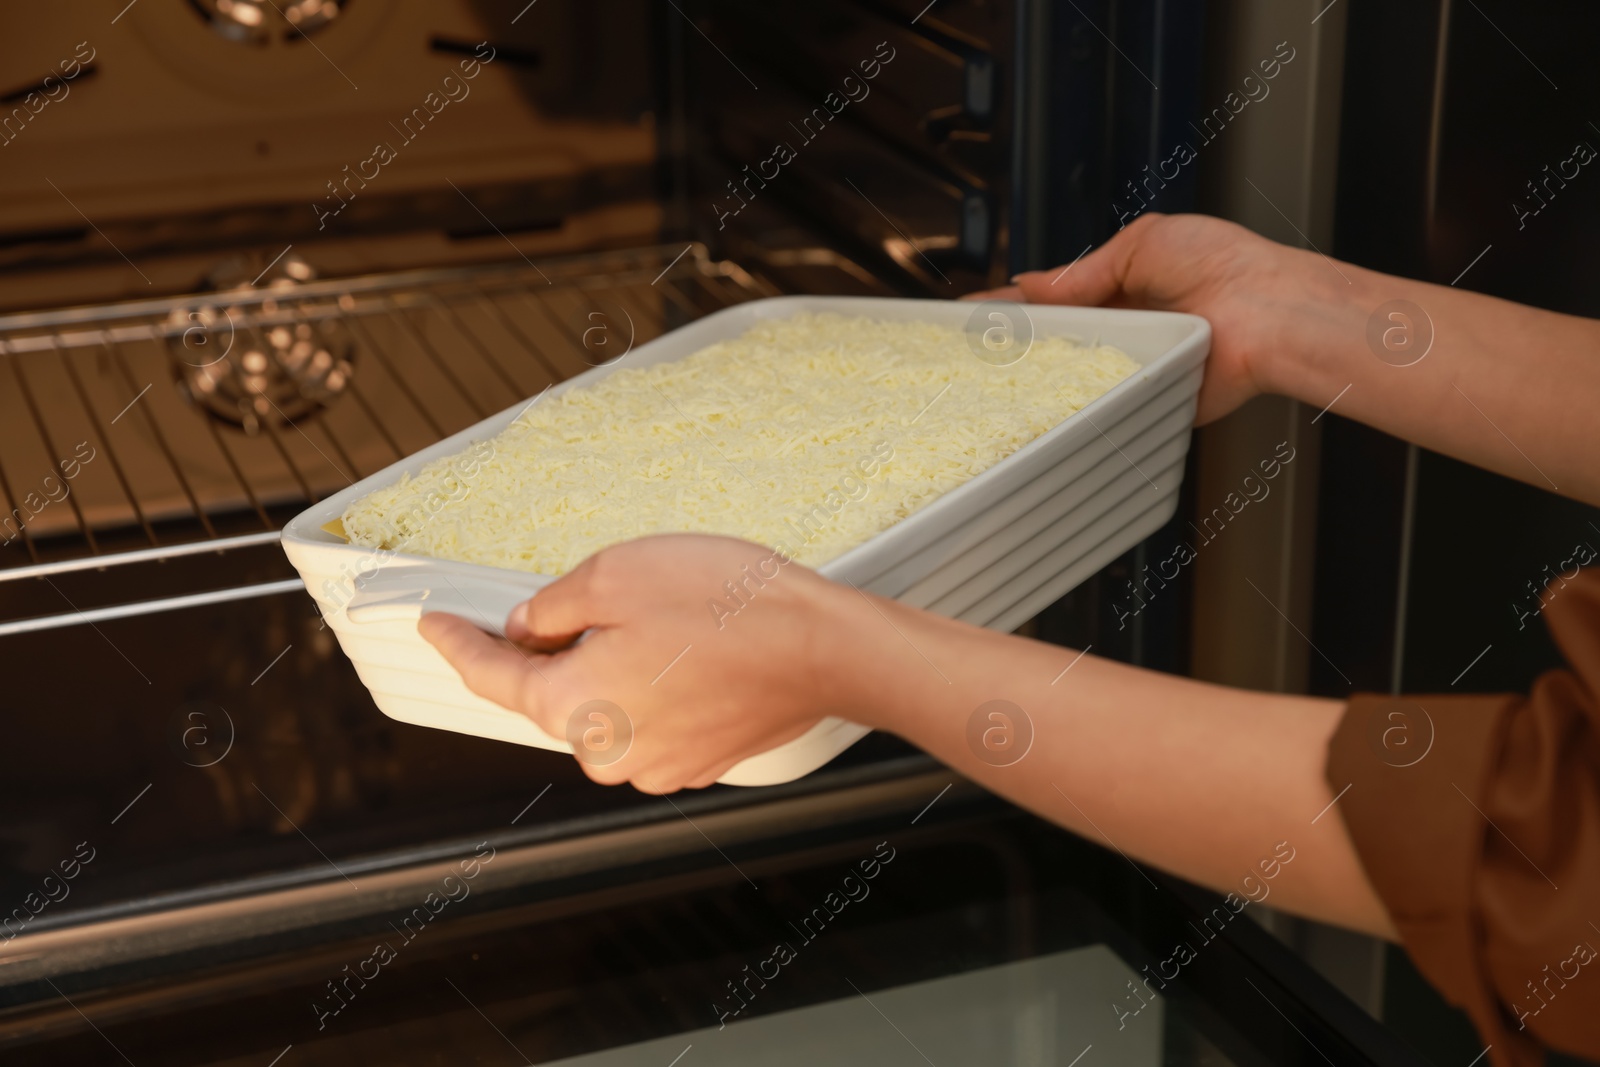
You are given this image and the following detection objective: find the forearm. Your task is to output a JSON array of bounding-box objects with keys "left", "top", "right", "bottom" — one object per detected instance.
[
  {"left": 1266, "top": 251, "right": 1600, "bottom": 506},
  {"left": 1007, "top": 214, "right": 1600, "bottom": 504},
  {"left": 821, "top": 587, "right": 1398, "bottom": 938}
]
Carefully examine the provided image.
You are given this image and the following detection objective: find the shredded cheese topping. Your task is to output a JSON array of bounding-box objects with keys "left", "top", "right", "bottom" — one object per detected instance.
[{"left": 340, "top": 312, "right": 1140, "bottom": 574}]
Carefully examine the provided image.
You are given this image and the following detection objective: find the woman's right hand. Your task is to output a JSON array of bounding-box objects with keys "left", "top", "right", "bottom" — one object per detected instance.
[{"left": 973, "top": 213, "right": 1370, "bottom": 425}]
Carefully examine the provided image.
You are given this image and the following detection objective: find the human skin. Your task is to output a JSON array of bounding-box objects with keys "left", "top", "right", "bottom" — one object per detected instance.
[{"left": 420, "top": 213, "right": 1600, "bottom": 940}]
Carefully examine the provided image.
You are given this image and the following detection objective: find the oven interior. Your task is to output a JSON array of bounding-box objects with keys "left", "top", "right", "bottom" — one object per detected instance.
[{"left": 0, "top": 0, "right": 1207, "bottom": 1038}]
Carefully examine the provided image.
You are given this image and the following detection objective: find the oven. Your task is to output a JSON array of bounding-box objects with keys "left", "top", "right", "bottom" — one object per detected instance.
[{"left": 0, "top": 1, "right": 1422, "bottom": 1063}]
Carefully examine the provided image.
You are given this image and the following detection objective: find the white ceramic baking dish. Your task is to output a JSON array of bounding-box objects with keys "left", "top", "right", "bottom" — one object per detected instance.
[{"left": 281, "top": 296, "right": 1209, "bottom": 786}]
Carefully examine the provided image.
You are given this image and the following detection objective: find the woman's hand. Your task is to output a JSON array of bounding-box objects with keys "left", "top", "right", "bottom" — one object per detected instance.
[
  {"left": 973, "top": 213, "right": 1367, "bottom": 425},
  {"left": 417, "top": 535, "right": 862, "bottom": 792},
  {"left": 984, "top": 211, "right": 1600, "bottom": 503},
  {"left": 418, "top": 531, "right": 1390, "bottom": 936}
]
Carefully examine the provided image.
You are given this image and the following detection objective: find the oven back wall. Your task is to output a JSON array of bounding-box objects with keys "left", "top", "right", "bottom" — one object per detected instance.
[{"left": 0, "top": 0, "right": 658, "bottom": 308}]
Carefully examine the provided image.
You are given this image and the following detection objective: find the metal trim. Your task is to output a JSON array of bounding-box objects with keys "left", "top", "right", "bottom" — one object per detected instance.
[
  {"left": 0, "top": 243, "right": 717, "bottom": 340},
  {"left": 0, "top": 767, "right": 974, "bottom": 988},
  {"left": 0, "top": 531, "right": 283, "bottom": 585},
  {"left": 0, "top": 578, "right": 306, "bottom": 636}
]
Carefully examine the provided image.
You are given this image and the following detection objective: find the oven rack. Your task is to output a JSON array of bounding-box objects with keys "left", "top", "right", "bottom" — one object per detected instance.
[{"left": 0, "top": 243, "right": 775, "bottom": 634}]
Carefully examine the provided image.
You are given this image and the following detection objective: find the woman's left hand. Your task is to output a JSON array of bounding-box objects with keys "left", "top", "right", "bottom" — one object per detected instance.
[{"left": 418, "top": 534, "right": 863, "bottom": 792}]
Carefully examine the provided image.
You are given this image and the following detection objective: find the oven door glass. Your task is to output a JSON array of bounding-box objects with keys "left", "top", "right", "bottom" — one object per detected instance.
[{"left": 1, "top": 798, "right": 1423, "bottom": 1067}]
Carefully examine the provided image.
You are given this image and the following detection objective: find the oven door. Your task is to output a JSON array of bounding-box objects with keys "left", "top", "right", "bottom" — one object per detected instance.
[{"left": 0, "top": 771, "right": 1421, "bottom": 1066}]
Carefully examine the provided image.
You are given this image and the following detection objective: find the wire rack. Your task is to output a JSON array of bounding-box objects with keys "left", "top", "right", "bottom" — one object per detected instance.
[{"left": 0, "top": 244, "right": 773, "bottom": 632}]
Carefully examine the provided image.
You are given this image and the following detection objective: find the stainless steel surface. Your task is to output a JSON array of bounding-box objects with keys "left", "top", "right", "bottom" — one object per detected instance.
[
  {"left": 0, "top": 531, "right": 283, "bottom": 580},
  {"left": 0, "top": 578, "right": 306, "bottom": 637},
  {"left": 0, "top": 0, "right": 660, "bottom": 295},
  {"left": 1187, "top": 0, "right": 1382, "bottom": 1021},
  {"left": 0, "top": 243, "right": 774, "bottom": 628},
  {"left": 0, "top": 764, "right": 964, "bottom": 992},
  {"left": 190, "top": 0, "right": 350, "bottom": 45}
]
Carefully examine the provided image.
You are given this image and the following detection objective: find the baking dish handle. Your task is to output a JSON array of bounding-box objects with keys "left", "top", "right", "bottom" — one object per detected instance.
[
  {"left": 343, "top": 572, "right": 543, "bottom": 636},
  {"left": 342, "top": 571, "right": 866, "bottom": 786}
]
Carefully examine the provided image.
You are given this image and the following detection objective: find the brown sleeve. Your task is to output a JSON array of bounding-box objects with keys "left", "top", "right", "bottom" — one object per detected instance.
[{"left": 1326, "top": 566, "right": 1600, "bottom": 1067}]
